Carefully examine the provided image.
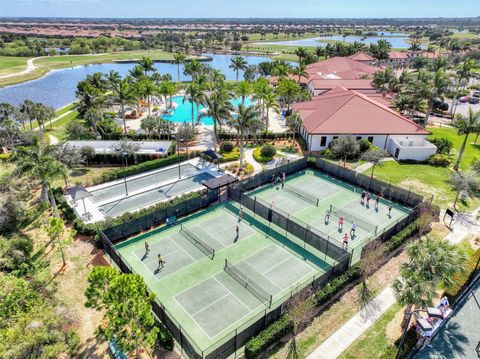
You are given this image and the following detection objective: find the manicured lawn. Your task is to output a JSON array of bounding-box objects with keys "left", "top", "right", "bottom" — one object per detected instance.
[
  {"left": 45, "top": 110, "right": 79, "bottom": 142},
  {"left": 0, "top": 56, "right": 29, "bottom": 76},
  {"left": 338, "top": 303, "right": 401, "bottom": 359},
  {"left": 428, "top": 126, "right": 480, "bottom": 170}
]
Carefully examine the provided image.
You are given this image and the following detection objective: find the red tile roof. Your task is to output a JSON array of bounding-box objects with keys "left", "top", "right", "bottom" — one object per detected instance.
[
  {"left": 292, "top": 86, "right": 430, "bottom": 136},
  {"left": 305, "top": 56, "right": 378, "bottom": 80},
  {"left": 309, "top": 79, "right": 375, "bottom": 91},
  {"left": 388, "top": 51, "right": 410, "bottom": 59},
  {"left": 348, "top": 52, "right": 375, "bottom": 62}
]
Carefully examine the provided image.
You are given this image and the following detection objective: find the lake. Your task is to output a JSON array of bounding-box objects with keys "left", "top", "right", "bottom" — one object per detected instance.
[
  {"left": 0, "top": 53, "right": 273, "bottom": 109},
  {"left": 256, "top": 33, "right": 416, "bottom": 49}
]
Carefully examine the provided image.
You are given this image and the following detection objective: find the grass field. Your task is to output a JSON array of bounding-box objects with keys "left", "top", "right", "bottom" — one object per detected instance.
[
  {"left": 0, "top": 50, "right": 198, "bottom": 87},
  {"left": 0, "top": 56, "right": 29, "bottom": 76},
  {"left": 114, "top": 201, "right": 332, "bottom": 356}
]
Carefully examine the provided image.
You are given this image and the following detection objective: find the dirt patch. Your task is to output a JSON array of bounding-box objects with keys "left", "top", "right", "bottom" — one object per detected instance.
[
  {"left": 386, "top": 307, "right": 405, "bottom": 345},
  {"left": 400, "top": 179, "right": 442, "bottom": 198}
]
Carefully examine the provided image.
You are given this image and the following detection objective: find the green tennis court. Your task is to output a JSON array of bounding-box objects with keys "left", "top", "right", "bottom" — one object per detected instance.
[
  {"left": 248, "top": 170, "right": 412, "bottom": 263},
  {"left": 115, "top": 201, "right": 332, "bottom": 352}
]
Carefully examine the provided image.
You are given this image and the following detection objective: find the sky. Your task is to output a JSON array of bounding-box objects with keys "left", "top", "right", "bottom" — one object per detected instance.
[{"left": 0, "top": 0, "right": 479, "bottom": 19}]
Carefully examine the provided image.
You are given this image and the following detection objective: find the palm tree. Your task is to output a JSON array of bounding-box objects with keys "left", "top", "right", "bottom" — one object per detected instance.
[
  {"left": 139, "top": 79, "right": 156, "bottom": 116},
  {"left": 105, "top": 70, "right": 121, "bottom": 88},
  {"left": 453, "top": 108, "right": 480, "bottom": 171},
  {"left": 183, "top": 83, "right": 204, "bottom": 126},
  {"left": 276, "top": 78, "right": 301, "bottom": 112},
  {"left": 424, "top": 69, "right": 451, "bottom": 123},
  {"left": 372, "top": 66, "right": 397, "bottom": 94},
  {"left": 229, "top": 55, "right": 247, "bottom": 82},
  {"left": 286, "top": 113, "right": 302, "bottom": 143},
  {"left": 11, "top": 135, "right": 65, "bottom": 204},
  {"left": 360, "top": 149, "right": 389, "bottom": 180},
  {"left": 203, "top": 90, "right": 234, "bottom": 142},
  {"left": 314, "top": 46, "right": 324, "bottom": 60},
  {"left": 138, "top": 56, "right": 156, "bottom": 76},
  {"left": 451, "top": 59, "right": 476, "bottom": 117},
  {"left": 111, "top": 79, "right": 135, "bottom": 133},
  {"left": 235, "top": 81, "right": 252, "bottom": 106},
  {"left": 252, "top": 77, "right": 270, "bottom": 120},
  {"left": 291, "top": 64, "right": 309, "bottom": 84},
  {"left": 393, "top": 236, "right": 465, "bottom": 349},
  {"left": 227, "top": 104, "right": 260, "bottom": 170},
  {"left": 173, "top": 53, "right": 186, "bottom": 83},
  {"left": 294, "top": 47, "right": 308, "bottom": 63},
  {"left": 183, "top": 60, "right": 202, "bottom": 82},
  {"left": 263, "top": 91, "right": 280, "bottom": 132}
]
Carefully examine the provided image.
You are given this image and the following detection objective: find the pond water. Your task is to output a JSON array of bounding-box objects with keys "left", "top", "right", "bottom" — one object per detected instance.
[
  {"left": 256, "top": 33, "right": 416, "bottom": 49},
  {"left": 162, "top": 96, "right": 252, "bottom": 125},
  {"left": 0, "top": 53, "right": 271, "bottom": 109}
]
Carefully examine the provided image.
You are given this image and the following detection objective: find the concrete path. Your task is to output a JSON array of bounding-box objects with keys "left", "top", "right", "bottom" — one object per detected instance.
[
  {"left": 33, "top": 109, "right": 74, "bottom": 132},
  {"left": 356, "top": 157, "right": 395, "bottom": 174},
  {"left": 0, "top": 57, "right": 41, "bottom": 79},
  {"left": 244, "top": 148, "right": 263, "bottom": 173},
  {"left": 48, "top": 134, "right": 59, "bottom": 145},
  {"left": 443, "top": 207, "right": 480, "bottom": 245},
  {"left": 307, "top": 286, "right": 396, "bottom": 359}
]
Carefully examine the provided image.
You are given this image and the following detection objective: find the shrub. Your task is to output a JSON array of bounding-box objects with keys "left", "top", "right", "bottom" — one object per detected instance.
[
  {"left": 359, "top": 139, "right": 372, "bottom": 153},
  {"left": 244, "top": 316, "right": 292, "bottom": 358},
  {"left": 429, "top": 137, "right": 453, "bottom": 155},
  {"left": 427, "top": 154, "right": 451, "bottom": 167},
  {"left": 472, "top": 158, "right": 480, "bottom": 174},
  {"left": 443, "top": 248, "right": 480, "bottom": 303},
  {"left": 219, "top": 148, "right": 240, "bottom": 163},
  {"left": 244, "top": 162, "right": 255, "bottom": 175},
  {"left": 220, "top": 142, "right": 234, "bottom": 153},
  {"left": 314, "top": 264, "right": 362, "bottom": 305},
  {"left": 260, "top": 144, "right": 276, "bottom": 158},
  {"left": 384, "top": 220, "right": 420, "bottom": 252},
  {"left": 253, "top": 147, "right": 274, "bottom": 163}
]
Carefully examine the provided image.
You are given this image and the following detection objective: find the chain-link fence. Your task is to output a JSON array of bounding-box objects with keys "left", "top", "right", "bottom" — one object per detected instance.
[{"left": 314, "top": 158, "right": 430, "bottom": 207}]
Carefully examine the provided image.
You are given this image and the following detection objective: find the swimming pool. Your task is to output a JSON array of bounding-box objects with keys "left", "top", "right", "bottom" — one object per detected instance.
[{"left": 162, "top": 96, "right": 252, "bottom": 125}]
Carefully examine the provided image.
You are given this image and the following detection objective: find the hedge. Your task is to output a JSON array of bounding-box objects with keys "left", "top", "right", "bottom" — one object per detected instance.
[
  {"left": 90, "top": 152, "right": 200, "bottom": 185},
  {"left": 84, "top": 152, "right": 169, "bottom": 166},
  {"left": 314, "top": 264, "right": 362, "bottom": 305},
  {"left": 443, "top": 248, "right": 480, "bottom": 303},
  {"left": 218, "top": 132, "right": 291, "bottom": 141},
  {"left": 219, "top": 148, "right": 240, "bottom": 163},
  {"left": 244, "top": 316, "right": 292, "bottom": 358},
  {"left": 383, "top": 220, "right": 420, "bottom": 252}
]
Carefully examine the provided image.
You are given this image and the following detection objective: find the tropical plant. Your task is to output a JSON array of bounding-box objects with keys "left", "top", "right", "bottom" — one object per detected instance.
[
  {"left": 227, "top": 104, "right": 260, "bottom": 170},
  {"left": 183, "top": 83, "right": 204, "bottom": 125},
  {"left": 85, "top": 267, "right": 160, "bottom": 357},
  {"left": 452, "top": 108, "right": 480, "bottom": 171},
  {"left": 44, "top": 216, "right": 68, "bottom": 268},
  {"left": 230, "top": 55, "right": 248, "bottom": 82},
  {"left": 203, "top": 90, "right": 233, "bottom": 141},
  {"left": 276, "top": 78, "right": 301, "bottom": 112},
  {"left": 285, "top": 112, "right": 302, "bottom": 143},
  {"left": 111, "top": 79, "right": 135, "bottom": 133},
  {"left": 291, "top": 63, "right": 309, "bottom": 84},
  {"left": 173, "top": 53, "right": 187, "bottom": 83},
  {"left": 372, "top": 66, "right": 397, "bottom": 94},
  {"left": 235, "top": 81, "right": 252, "bottom": 106},
  {"left": 263, "top": 91, "right": 280, "bottom": 132},
  {"left": 11, "top": 135, "right": 65, "bottom": 204},
  {"left": 183, "top": 60, "right": 202, "bottom": 82},
  {"left": 138, "top": 56, "right": 156, "bottom": 76}
]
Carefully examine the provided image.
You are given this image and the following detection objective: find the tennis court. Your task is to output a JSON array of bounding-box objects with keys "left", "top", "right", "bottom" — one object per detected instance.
[
  {"left": 115, "top": 201, "right": 331, "bottom": 352},
  {"left": 90, "top": 163, "right": 200, "bottom": 203},
  {"left": 248, "top": 169, "right": 412, "bottom": 263}
]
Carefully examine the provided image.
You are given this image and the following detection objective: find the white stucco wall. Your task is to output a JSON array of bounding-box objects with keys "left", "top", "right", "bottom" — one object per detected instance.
[{"left": 304, "top": 132, "right": 436, "bottom": 161}]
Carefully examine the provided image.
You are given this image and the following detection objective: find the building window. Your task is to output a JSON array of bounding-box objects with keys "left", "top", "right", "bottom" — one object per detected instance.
[
  {"left": 356, "top": 136, "right": 362, "bottom": 141},
  {"left": 332, "top": 136, "right": 338, "bottom": 141},
  {"left": 367, "top": 136, "right": 374, "bottom": 143},
  {"left": 320, "top": 136, "right": 327, "bottom": 146}
]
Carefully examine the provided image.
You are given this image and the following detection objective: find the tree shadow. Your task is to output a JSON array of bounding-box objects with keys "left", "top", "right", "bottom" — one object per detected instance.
[
  {"left": 70, "top": 168, "right": 89, "bottom": 177},
  {"left": 77, "top": 336, "right": 108, "bottom": 359}
]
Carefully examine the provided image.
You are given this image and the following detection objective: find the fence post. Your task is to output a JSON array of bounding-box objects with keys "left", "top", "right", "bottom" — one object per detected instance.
[
  {"left": 325, "top": 236, "right": 329, "bottom": 261},
  {"left": 406, "top": 187, "right": 411, "bottom": 205}
]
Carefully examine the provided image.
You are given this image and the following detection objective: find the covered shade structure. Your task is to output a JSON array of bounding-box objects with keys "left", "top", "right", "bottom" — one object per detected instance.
[{"left": 66, "top": 185, "right": 92, "bottom": 215}]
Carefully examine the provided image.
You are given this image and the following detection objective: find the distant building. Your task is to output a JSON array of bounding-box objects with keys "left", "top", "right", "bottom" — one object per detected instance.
[
  {"left": 347, "top": 52, "right": 376, "bottom": 66},
  {"left": 292, "top": 86, "right": 436, "bottom": 161}
]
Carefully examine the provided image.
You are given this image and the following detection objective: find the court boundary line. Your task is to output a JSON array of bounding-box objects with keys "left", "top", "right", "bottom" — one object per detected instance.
[{"left": 190, "top": 293, "right": 232, "bottom": 316}]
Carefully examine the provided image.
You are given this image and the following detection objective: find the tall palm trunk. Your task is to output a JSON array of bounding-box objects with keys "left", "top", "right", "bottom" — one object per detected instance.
[
  {"left": 120, "top": 103, "right": 127, "bottom": 133},
  {"left": 147, "top": 96, "right": 151, "bottom": 116},
  {"left": 266, "top": 105, "right": 270, "bottom": 131},
  {"left": 424, "top": 99, "right": 434, "bottom": 125},
  {"left": 177, "top": 64, "right": 181, "bottom": 83},
  {"left": 40, "top": 180, "right": 49, "bottom": 204},
  {"left": 454, "top": 132, "right": 469, "bottom": 171},
  {"left": 191, "top": 103, "right": 195, "bottom": 126},
  {"left": 239, "top": 129, "right": 244, "bottom": 170}
]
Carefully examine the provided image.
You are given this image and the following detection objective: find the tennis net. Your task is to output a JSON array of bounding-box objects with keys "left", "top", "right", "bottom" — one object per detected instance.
[
  {"left": 224, "top": 259, "right": 272, "bottom": 307},
  {"left": 284, "top": 185, "right": 319, "bottom": 206},
  {"left": 330, "top": 205, "right": 377, "bottom": 233},
  {"left": 180, "top": 225, "right": 215, "bottom": 259}
]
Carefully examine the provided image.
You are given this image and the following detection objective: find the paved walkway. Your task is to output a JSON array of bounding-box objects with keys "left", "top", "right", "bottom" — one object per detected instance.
[
  {"left": 307, "top": 286, "right": 396, "bottom": 359},
  {"left": 244, "top": 148, "right": 263, "bottom": 173},
  {"left": 33, "top": 109, "right": 74, "bottom": 132},
  {"left": 355, "top": 157, "right": 395, "bottom": 173},
  {"left": 443, "top": 207, "right": 480, "bottom": 245}
]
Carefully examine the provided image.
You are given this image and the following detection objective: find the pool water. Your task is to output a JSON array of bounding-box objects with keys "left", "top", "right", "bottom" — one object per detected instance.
[{"left": 162, "top": 96, "right": 252, "bottom": 125}]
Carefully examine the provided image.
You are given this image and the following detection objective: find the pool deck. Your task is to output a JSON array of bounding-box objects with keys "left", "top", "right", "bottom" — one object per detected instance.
[{"left": 66, "top": 157, "right": 223, "bottom": 223}]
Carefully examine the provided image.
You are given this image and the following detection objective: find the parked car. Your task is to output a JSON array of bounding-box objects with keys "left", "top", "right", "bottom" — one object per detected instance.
[
  {"left": 472, "top": 90, "right": 480, "bottom": 98},
  {"left": 469, "top": 97, "right": 479, "bottom": 104},
  {"left": 459, "top": 96, "right": 470, "bottom": 103}
]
